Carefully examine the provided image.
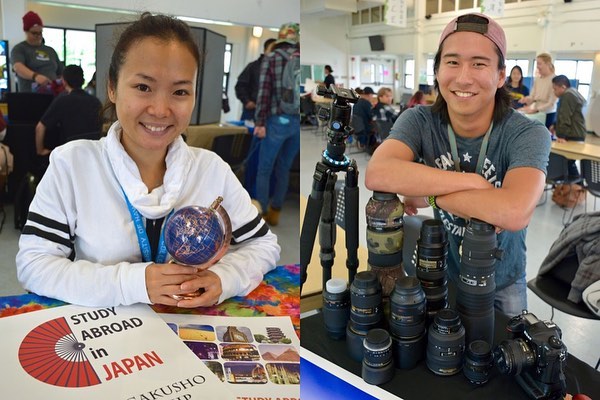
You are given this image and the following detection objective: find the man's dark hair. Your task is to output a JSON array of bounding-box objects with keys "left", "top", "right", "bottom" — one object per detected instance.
[
  {"left": 431, "top": 19, "right": 511, "bottom": 125},
  {"left": 63, "top": 64, "right": 85, "bottom": 89},
  {"left": 552, "top": 75, "right": 571, "bottom": 88},
  {"left": 263, "top": 38, "right": 276, "bottom": 52}
]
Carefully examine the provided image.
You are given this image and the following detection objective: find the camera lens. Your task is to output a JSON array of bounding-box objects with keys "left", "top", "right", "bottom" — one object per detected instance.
[
  {"left": 323, "top": 278, "right": 350, "bottom": 340},
  {"left": 493, "top": 338, "right": 535, "bottom": 376},
  {"left": 389, "top": 277, "right": 427, "bottom": 370},
  {"left": 346, "top": 271, "right": 383, "bottom": 362},
  {"left": 361, "top": 328, "right": 395, "bottom": 385},
  {"left": 416, "top": 219, "right": 448, "bottom": 321},
  {"left": 463, "top": 340, "right": 494, "bottom": 385},
  {"left": 456, "top": 218, "right": 502, "bottom": 345},
  {"left": 366, "top": 192, "right": 406, "bottom": 297},
  {"left": 389, "top": 277, "right": 427, "bottom": 338},
  {"left": 426, "top": 308, "right": 465, "bottom": 376}
]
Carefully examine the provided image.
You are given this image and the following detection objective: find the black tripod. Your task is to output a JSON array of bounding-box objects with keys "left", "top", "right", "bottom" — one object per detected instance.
[{"left": 300, "top": 85, "right": 360, "bottom": 293}]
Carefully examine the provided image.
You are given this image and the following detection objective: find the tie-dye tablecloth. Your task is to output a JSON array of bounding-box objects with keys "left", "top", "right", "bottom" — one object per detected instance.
[{"left": 0, "top": 264, "right": 300, "bottom": 336}]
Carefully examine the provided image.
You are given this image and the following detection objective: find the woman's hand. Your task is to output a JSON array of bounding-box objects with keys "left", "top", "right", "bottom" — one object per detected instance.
[
  {"left": 176, "top": 270, "right": 223, "bottom": 308},
  {"left": 403, "top": 196, "right": 428, "bottom": 216},
  {"left": 145, "top": 262, "right": 198, "bottom": 306}
]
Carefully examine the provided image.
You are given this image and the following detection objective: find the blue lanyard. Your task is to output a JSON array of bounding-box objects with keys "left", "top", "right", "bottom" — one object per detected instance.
[{"left": 122, "top": 189, "right": 172, "bottom": 263}]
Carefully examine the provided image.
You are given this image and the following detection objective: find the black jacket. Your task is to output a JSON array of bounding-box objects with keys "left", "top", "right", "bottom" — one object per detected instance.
[{"left": 235, "top": 54, "right": 264, "bottom": 106}]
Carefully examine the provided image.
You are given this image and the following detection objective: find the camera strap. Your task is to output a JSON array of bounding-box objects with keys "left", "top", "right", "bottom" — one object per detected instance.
[{"left": 447, "top": 122, "right": 493, "bottom": 174}]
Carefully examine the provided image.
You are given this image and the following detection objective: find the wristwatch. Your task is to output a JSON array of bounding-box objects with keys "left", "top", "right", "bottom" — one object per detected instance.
[{"left": 32, "top": 72, "right": 38, "bottom": 81}]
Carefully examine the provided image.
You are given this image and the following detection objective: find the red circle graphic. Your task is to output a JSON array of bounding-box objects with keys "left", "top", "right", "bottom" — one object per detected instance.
[{"left": 18, "top": 316, "right": 101, "bottom": 387}]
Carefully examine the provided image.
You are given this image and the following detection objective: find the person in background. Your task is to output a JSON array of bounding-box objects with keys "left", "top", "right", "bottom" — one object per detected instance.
[
  {"left": 519, "top": 53, "right": 557, "bottom": 127},
  {"left": 35, "top": 64, "right": 103, "bottom": 158},
  {"left": 324, "top": 65, "right": 335, "bottom": 88},
  {"left": 406, "top": 90, "right": 426, "bottom": 109},
  {"left": 11, "top": 11, "right": 63, "bottom": 93},
  {"left": 16, "top": 13, "right": 280, "bottom": 308},
  {"left": 365, "top": 12, "right": 550, "bottom": 316},
  {"left": 253, "top": 22, "right": 300, "bottom": 226},
  {"left": 235, "top": 38, "right": 277, "bottom": 122},
  {"left": 84, "top": 71, "right": 97, "bottom": 97},
  {"left": 506, "top": 65, "right": 529, "bottom": 109},
  {"left": 372, "top": 87, "right": 399, "bottom": 123},
  {"left": 352, "top": 87, "right": 375, "bottom": 148},
  {"left": 551, "top": 74, "right": 587, "bottom": 177}
]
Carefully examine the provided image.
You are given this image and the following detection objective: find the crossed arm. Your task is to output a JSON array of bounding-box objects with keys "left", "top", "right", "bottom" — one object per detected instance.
[{"left": 365, "top": 139, "right": 546, "bottom": 232}]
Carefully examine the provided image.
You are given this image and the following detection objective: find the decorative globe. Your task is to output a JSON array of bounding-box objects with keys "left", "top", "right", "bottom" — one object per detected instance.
[{"left": 164, "top": 197, "right": 232, "bottom": 266}]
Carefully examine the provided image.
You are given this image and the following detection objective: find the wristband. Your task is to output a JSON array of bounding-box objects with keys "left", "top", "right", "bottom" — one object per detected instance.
[
  {"left": 426, "top": 195, "right": 438, "bottom": 209},
  {"left": 32, "top": 73, "right": 38, "bottom": 81}
]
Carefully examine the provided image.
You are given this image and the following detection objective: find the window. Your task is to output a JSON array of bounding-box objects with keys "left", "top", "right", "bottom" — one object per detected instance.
[
  {"left": 404, "top": 59, "right": 414, "bottom": 89},
  {"left": 426, "top": 58, "right": 435, "bottom": 86},
  {"left": 43, "top": 27, "right": 95, "bottom": 86},
  {"left": 351, "top": 6, "right": 386, "bottom": 25},
  {"left": 554, "top": 59, "right": 593, "bottom": 99}
]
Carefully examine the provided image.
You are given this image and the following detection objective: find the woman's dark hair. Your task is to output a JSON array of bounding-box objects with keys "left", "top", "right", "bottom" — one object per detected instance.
[
  {"left": 103, "top": 13, "right": 200, "bottom": 121},
  {"left": 507, "top": 65, "right": 524, "bottom": 88},
  {"left": 431, "top": 40, "right": 511, "bottom": 125}
]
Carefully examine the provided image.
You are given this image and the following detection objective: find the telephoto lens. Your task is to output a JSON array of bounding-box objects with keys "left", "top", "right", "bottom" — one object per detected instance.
[
  {"left": 389, "top": 277, "right": 427, "bottom": 369},
  {"left": 346, "top": 271, "right": 384, "bottom": 362},
  {"left": 365, "top": 191, "right": 406, "bottom": 297},
  {"left": 426, "top": 308, "right": 465, "bottom": 376},
  {"left": 416, "top": 219, "right": 449, "bottom": 322},
  {"left": 463, "top": 340, "right": 494, "bottom": 385},
  {"left": 323, "top": 278, "right": 350, "bottom": 340},
  {"left": 361, "top": 328, "right": 395, "bottom": 385},
  {"left": 456, "top": 218, "right": 503, "bottom": 345}
]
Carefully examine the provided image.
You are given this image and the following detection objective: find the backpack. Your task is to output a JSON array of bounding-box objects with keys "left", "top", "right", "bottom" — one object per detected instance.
[{"left": 276, "top": 48, "right": 300, "bottom": 115}]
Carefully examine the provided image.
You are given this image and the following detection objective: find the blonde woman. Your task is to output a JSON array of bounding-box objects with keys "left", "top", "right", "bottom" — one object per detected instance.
[{"left": 519, "top": 53, "right": 558, "bottom": 127}]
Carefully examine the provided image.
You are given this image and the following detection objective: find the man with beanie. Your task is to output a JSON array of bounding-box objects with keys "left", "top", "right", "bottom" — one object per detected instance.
[
  {"left": 254, "top": 22, "right": 300, "bottom": 226},
  {"left": 235, "top": 38, "right": 277, "bottom": 122},
  {"left": 366, "top": 13, "right": 551, "bottom": 316},
  {"left": 35, "top": 65, "right": 102, "bottom": 162},
  {"left": 11, "top": 11, "right": 63, "bottom": 93}
]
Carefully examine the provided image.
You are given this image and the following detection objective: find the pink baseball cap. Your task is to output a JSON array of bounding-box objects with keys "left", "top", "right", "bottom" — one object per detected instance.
[{"left": 439, "top": 13, "right": 506, "bottom": 59}]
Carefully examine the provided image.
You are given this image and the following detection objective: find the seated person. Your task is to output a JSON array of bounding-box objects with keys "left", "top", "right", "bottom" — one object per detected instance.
[
  {"left": 406, "top": 90, "right": 426, "bottom": 109},
  {"left": 17, "top": 13, "right": 280, "bottom": 308},
  {"left": 352, "top": 86, "right": 375, "bottom": 147},
  {"left": 550, "top": 75, "right": 587, "bottom": 177},
  {"left": 35, "top": 64, "right": 103, "bottom": 157},
  {"left": 372, "top": 87, "right": 399, "bottom": 124}
]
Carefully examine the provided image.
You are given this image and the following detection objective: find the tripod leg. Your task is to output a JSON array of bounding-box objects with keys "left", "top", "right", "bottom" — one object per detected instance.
[
  {"left": 344, "top": 163, "right": 359, "bottom": 284},
  {"left": 300, "top": 163, "right": 329, "bottom": 293},
  {"left": 319, "top": 173, "right": 338, "bottom": 290}
]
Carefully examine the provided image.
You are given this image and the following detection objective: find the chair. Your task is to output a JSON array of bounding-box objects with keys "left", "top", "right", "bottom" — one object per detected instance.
[
  {"left": 374, "top": 119, "right": 394, "bottom": 141},
  {"left": 540, "top": 153, "right": 583, "bottom": 224},
  {"left": 210, "top": 133, "right": 252, "bottom": 182},
  {"left": 581, "top": 159, "right": 600, "bottom": 212},
  {"left": 348, "top": 114, "right": 367, "bottom": 154},
  {"left": 527, "top": 254, "right": 600, "bottom": 369}
]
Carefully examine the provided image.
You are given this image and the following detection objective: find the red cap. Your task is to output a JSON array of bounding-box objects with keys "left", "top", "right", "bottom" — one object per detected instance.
[
  {"left": 439, "top": 13, "right": 506, "bottom": 59},
  {"left": 23, "top": 11, "right": 43, "bottom": 32}
]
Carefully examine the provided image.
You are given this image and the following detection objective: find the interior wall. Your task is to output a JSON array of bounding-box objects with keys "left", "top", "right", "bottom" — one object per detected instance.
[{"left": 302, "top": 0, "right": 600, "bottom": 102}]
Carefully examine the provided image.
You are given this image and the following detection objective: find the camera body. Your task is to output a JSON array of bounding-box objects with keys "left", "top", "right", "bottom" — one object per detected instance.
[{"left": 494, "top": 311, "right": 568, "bottom": 400}]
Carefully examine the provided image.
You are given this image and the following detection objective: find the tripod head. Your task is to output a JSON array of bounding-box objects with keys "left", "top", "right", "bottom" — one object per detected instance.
[{"left": 316, "top": 84, "right": 359, "bottom": 166}]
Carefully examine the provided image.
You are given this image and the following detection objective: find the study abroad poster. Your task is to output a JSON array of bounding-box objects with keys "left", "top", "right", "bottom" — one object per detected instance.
[
  {"left": 0, "top": 303, "right": 232, "bottom": 399},
  {"left": 159, "top": 314, "right": 300, "bottom": 400}
]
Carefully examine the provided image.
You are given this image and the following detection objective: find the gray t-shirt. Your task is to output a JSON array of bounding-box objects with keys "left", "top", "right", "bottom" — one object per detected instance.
[
  {"left": 389, "top": 106, "right": 551, "bottom": 289},
  {"left": 11, "top": 41, "right": 63, "bottom": 92}
]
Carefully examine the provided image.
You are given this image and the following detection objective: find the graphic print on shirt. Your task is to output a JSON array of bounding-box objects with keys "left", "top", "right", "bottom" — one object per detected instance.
[
  {"left": 35, "top": 50, "right": 50, "bottom": 61},
  {"left": 433, "top": 150, "right": 501, "bottom": 240}
]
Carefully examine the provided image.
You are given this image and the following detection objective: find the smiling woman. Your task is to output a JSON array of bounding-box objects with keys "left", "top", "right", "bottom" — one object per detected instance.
[{"left": 15, "top": 13, "right": 280, "bottom": 310}]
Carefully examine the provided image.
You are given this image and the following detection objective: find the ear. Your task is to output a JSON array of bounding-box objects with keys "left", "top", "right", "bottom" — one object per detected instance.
[
  {"left": 107, "top": 80, "right": 116, "bottom": 103},
  {"left": 497, "top": 66, "right": 507, "bottom": 89}
]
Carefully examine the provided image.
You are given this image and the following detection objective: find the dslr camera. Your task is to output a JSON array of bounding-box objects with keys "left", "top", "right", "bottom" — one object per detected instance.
[{"left": 494, "top": 311, "right": 568, "bottom": 400}]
